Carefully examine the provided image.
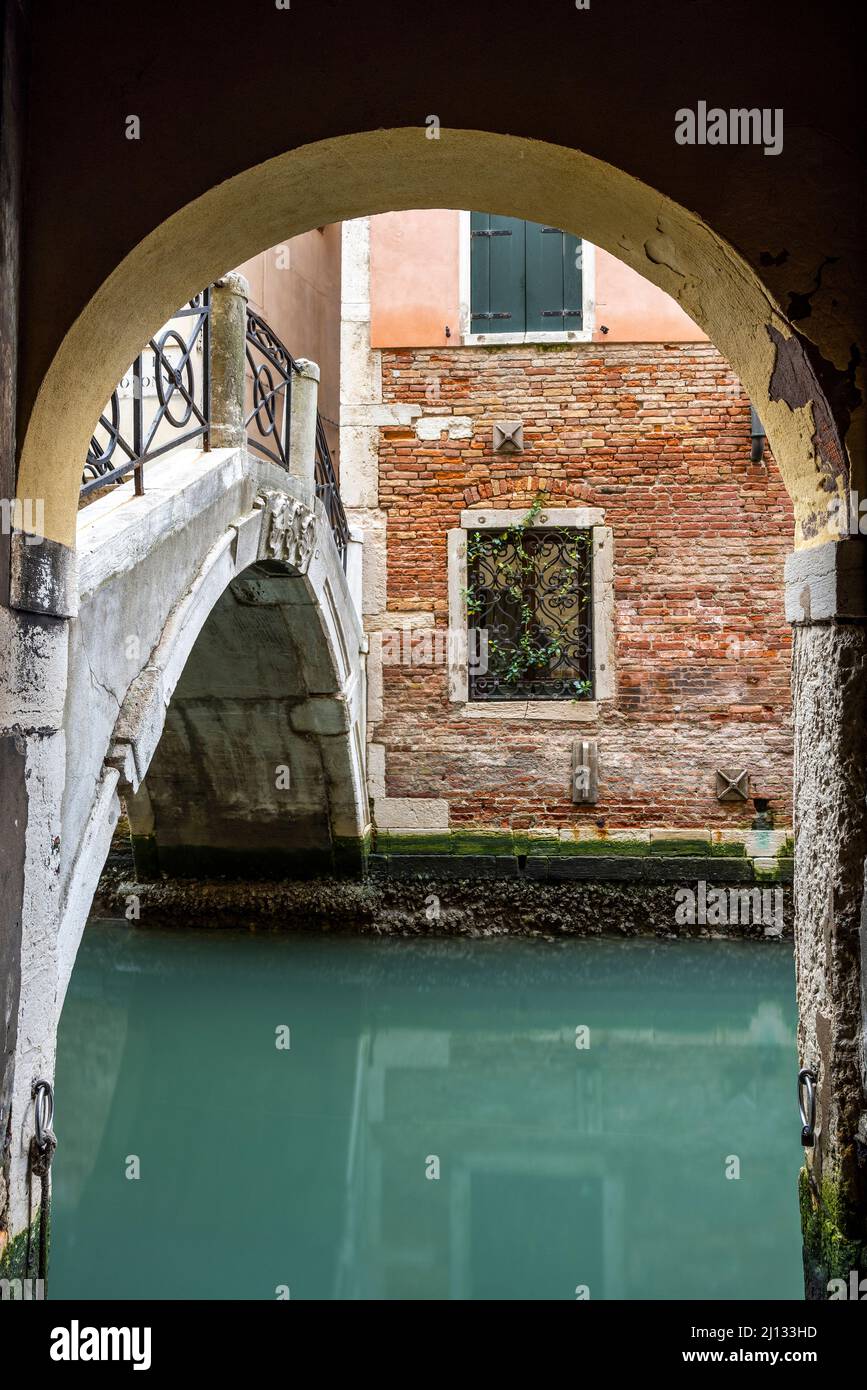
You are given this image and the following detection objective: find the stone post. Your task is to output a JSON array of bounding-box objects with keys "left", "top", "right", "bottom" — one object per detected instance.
[
  {"left": 0, "top": 606, "right": 67, "bottom": 1279},
  {"left": 209, "top": 272, "right": 249, "bottom": 449},
  {"left": 287, "top": 358, "right": 320, "bottom": 489},
  {"left": 787, "top": 538, "right": 867, "bottom": 1297}
]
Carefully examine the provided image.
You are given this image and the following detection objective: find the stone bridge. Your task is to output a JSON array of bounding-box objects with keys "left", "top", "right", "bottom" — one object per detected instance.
[
  {"left": 63, "top": 445, "right": 368, "bottom": 997},
  {"left": 0, "top": 285, "right": 368, "bottom": 1257}
]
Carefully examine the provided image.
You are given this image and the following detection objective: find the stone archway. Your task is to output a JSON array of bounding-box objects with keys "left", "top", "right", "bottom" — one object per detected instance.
[{"left": 3, "top": 124, "right": 865, "bottom": 1296}]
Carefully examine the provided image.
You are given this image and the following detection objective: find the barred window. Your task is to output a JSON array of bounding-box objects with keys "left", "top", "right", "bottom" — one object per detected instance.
[{"left": 466, "top": 521, "right": 594, "bottom": 702}]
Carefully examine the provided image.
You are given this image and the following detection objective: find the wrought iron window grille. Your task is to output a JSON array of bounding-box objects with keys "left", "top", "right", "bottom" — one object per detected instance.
[{"left": 466, "top": 523, "right": 594, "bottom": 702}]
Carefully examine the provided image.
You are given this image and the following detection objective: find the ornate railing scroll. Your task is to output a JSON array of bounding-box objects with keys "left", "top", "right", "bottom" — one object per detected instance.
[
  {"left": 245, "top": 307, "right": 349, "bottom": 572},
  {"left": 80, "top": 291, "right": 211, "bottom": 499},
  {"left": 314, "top": 417, "right": 349, "bottom": 571},
  {"left": 81, "top": 289, "right": 350, "bottom": 574},
  {"left": 243, "top": 308, "right": 299, "bottom": 470}
]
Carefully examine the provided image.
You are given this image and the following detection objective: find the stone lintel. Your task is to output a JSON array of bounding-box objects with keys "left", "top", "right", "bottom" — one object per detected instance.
[{"left": 460, "top": 507, "right": 605, "bottom": 530}]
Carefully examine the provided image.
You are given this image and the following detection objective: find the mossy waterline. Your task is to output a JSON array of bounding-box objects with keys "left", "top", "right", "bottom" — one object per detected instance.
[{"left": 799, "top": 1167, "right": 867, "bottom": 1297}]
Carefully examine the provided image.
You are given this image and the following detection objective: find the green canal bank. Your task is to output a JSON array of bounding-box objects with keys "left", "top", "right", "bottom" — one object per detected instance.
[{"left": 96, "top": 819, "right": 794, "bottom": 938}]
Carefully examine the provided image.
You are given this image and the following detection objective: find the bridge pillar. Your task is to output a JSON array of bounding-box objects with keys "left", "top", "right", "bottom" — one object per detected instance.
[
  {"left": 209, "top": 272, "right": 249, "bottom": 450},
  {"left": 288, "top": 358, "right": 320, "bottom": 490},
  {"left": 0, "top": 606, "right": 67, "bottom": 1276},
  {"left": 788, "top": 539, "right": 867, "bottom": 1296}
]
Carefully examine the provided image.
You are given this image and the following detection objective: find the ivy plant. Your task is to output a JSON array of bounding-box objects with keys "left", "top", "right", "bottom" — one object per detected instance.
[{"left": 464, "top": 494, "right": 593, "bottom": 699}]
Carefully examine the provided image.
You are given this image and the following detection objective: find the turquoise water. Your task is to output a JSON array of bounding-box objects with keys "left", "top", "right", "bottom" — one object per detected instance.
[{"left": 51, "top": 923, "right": 803, "bottom": 1300}]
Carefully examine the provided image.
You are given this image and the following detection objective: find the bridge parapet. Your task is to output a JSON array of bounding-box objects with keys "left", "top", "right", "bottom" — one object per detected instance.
[
  {"left": 76, "top": 275, "right": 350, "bottom": 567},
  {"left": 60, "top": 445, "right": 368, "bottom": 1001}
]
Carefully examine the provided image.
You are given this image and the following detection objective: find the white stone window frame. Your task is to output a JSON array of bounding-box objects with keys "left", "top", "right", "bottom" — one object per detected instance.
[
  {"left": 447, "top": 507, "right": 614, "bottom": 722},
  {"left": 457, "top": 210, "right": 596, "bottom": 347}
]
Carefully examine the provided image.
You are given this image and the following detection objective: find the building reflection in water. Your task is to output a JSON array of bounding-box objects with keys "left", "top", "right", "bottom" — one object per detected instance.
[{"left": 53, "top": 927, "right": 801, "bottom": 1301}]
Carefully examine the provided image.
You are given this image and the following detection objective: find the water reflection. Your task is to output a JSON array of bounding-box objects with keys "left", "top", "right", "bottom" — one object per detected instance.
[{"left": 52, "top": 926, "right": 802, "bottom": 1300}]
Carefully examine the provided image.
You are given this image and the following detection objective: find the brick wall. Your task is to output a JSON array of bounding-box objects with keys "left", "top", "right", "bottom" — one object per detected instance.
[{"left": 372, "top": 342, "right": 794, "bottom": 830}]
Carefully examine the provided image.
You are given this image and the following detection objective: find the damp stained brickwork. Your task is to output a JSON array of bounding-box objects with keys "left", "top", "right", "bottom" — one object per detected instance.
[{"left": 373, "top": 341, "right": 794, "bottom": 830}]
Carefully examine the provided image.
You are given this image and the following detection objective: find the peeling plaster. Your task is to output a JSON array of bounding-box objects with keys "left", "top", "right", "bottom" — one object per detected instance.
[
  {"left": 787, "top": 257, "right": 839, "bottom": 324},
  {"left": 767, "top": 324, "right": 851, "bottom": 526},
  {"left": 643, "top": 224, "right": 686, "bottom": 278}
]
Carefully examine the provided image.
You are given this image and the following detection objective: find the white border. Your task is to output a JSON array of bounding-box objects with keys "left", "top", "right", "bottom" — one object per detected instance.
[{"left": 458, "top": 210, "right": 596, "bottom": 346}]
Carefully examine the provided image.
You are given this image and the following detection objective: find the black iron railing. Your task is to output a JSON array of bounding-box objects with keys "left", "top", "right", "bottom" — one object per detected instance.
[
  {"left": 80, "top": 289, "right": 350, "bottom": 573},
  {"left": 244, "top": 308, "right": 349, "bottom": 570},
  {"left": 81, "top": 291, "right": 211, "bottom": 499},
  {"left": 314, "top": 416, "right": 350, "bottom": 570},
  {"left": 243, "top": 307, "right": 299, "bottom": 470}
]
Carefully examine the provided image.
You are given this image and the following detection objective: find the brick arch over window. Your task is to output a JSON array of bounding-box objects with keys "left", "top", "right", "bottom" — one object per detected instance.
[{"left": 462, "top": 475, "right": 592, "bottom": 509}]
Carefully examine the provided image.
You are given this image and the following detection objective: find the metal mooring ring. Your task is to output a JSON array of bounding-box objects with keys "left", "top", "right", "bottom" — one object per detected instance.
[
  {"left": 33, "top": 1079, "right": 54, "bottom": 1148},
  {"left": 798, "top": 1067, "right": 817, "bottom": 1147}
]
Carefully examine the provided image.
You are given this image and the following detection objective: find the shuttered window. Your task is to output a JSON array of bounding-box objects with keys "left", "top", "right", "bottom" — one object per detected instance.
[{"left": 470, "top": 214, "right": 583, "bottom": 336}]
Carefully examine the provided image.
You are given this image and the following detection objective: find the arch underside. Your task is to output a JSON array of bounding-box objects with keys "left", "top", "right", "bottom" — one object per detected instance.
[
  {"left": 16, "top": 129, "right": 851, "bottom": 555},
  {"left": 128, "top": 560, "right": 368, "bottom": 881}
]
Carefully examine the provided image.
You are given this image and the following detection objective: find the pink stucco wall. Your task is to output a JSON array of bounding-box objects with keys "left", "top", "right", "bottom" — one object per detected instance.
[
  {"left": 593, "top": 248, "right": 705, "bottom": 342},
  {"left": 370, "top": 210, "right": 461, "bottom": 348},
  {"left": 368, "top": 210, "right": 705, "bottom": 348},
  {"left": 235, "top": 225, "right": 342, "bottom": 448}
]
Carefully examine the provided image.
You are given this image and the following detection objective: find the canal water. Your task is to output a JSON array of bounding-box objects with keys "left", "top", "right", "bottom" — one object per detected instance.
[{"left": 51, "top": 922, "right": 803, "bottom": 1300}]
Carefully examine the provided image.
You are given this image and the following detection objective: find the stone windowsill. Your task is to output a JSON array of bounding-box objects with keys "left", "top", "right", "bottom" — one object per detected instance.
[
  {"left": 452, "top": 700, "right": 599, "bottom": 722},
  {"left": 461, "top": 330, "right": 593, "bottom": 347}
]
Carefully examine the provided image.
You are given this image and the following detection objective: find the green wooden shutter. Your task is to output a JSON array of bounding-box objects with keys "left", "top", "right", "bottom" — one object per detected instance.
[
  {"left": 525, "top": 221, "right": 583, "bottom": 334},
  {"left": 470, "top": 213, "right": 525, "bottom": 334}
]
